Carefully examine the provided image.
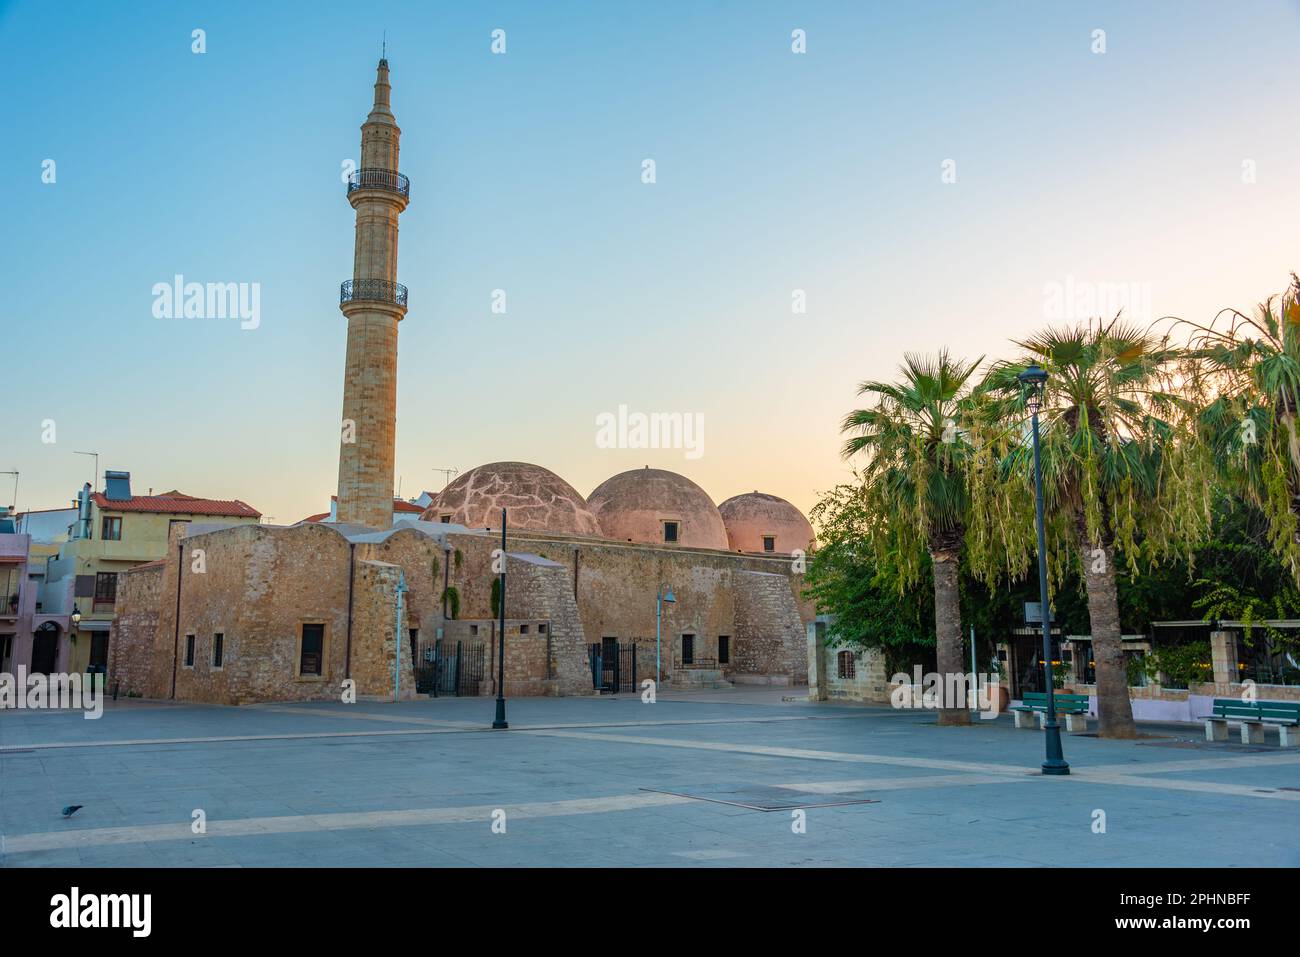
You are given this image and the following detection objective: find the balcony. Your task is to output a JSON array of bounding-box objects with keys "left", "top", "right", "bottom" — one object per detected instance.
[
  {"left": 340, "top": 279, "right": 408, "bottom": 309},
  {"left": 346, "top": 168, "right": 410, "bottom": 199}
]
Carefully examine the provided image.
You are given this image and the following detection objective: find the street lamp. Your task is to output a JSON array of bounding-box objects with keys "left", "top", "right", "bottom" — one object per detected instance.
[
  {"left": 1017, "top": 363, "right": 1069, "bottom": 776},
  {"left": 655, "top": 584, "right": 675, "bottom": 691},
  {"left": 492, "top": 507, "right": 508, "bottom": 730}
]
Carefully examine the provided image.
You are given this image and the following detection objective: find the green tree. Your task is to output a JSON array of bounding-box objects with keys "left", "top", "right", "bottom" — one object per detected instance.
[
  {"left": 1179, "top": 275, "right": 1300, "bottom": 580},
  {"left": 840, "top": 351, "right": 984, "bottom": 725},
  {"left": 984, "top": 319, "right": 1209, "bottom": 738}
]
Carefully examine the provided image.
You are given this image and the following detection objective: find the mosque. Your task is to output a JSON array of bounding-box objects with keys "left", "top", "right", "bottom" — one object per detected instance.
[{"left": 108, "top": 60, "right": 815, "bottom": 705}]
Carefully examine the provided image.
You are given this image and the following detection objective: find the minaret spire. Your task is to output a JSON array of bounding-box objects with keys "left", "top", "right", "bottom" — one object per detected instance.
[{"left": 336, "top": 59, "right": 410, "bottom": 529}]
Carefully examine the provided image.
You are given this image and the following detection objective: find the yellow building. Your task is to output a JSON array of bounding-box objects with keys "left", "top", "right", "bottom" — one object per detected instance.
[{"left": 45, "top": 471, "right": 261, "bottom": 674}]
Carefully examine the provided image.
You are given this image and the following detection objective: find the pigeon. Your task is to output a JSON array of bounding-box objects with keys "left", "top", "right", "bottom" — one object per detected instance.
[{"left": 61, "top": 805, "right": 83, "bottom": 818}]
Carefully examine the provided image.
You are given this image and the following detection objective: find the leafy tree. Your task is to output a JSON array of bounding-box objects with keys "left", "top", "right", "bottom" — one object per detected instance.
[
  {"left": 1178, "top": 275, "right": 1300, "bottom": 579},
  {"left": 839, "top": 351, "right": 984, "bottom": 725},
  {"left": 983, "top": 319, "right": 1210, "bottom": 738}
]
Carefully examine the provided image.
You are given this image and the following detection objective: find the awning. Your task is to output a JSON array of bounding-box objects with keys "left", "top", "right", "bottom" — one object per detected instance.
[{"left": 74, "top": 620, "right": 111, "bottom": 633}]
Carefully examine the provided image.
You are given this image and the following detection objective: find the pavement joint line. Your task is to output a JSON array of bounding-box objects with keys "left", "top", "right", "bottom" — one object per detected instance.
[
  {"left": 0, "top": 713, "right": 863, "bottom": 753},
  {"left": 0, "top": 793, "right": 696, "bottom": 855}
]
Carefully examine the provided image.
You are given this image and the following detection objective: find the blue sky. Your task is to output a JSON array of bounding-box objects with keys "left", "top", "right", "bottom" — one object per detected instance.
[{"left": 3, "top": 0, "right": 1299, "bottom": 522}]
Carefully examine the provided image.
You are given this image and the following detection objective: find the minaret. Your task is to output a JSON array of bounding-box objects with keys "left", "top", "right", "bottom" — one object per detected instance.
[{"left": 337, "top": 58, "right": 410, "bottom": 528}]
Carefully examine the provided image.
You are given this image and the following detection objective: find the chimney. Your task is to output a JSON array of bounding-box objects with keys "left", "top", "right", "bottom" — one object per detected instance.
[{"left": 104, "top": 470, "right": 132, "bottom": 501}]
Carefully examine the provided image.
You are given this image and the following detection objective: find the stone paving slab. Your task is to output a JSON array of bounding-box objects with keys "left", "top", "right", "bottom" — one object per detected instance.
[{"left": 3, "top": 692, "right": 1299, "bottom": 867}]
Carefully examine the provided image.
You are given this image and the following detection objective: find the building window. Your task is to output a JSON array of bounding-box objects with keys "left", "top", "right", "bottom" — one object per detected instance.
[
  {"left": 100, "top": 516, "right": 122, "bottom": 540},
  {"left": 538, "top": 623, "right": 547, "bottom": 634},
  {"left": 440, "top": 514, "right": 452, "bottom": 524},
  {"left": 519, "top": 624, "right": 529, "bottom": 634},
  {"left": 299, "top": 623, "right": 325, "bottom": 677},
  {"left": 762, "top": 535, "right": 776, "bottom": 553},
  {"left": 184, "top": 634, "right": 196, "bottom": 668},
  {"left": 681, "top": 634, "right": 695, "bottom": 665},
  {"left": 93, "top": 572, "right": 118, "bottom": 610},
  {"left": 837, "top": 650, "right": 856, "bottom": 679},
  {"left": 470, "top": 624, "right": 479, "bottom": 636},
  {"left": 212, "top": 633, "right": 224, "bottom": 669},
  {"left": 718, "top": 635, "right": 730, "bottom": 665},
  {"left": 663, "top": 521, "right": 679, "bottom": 543}
]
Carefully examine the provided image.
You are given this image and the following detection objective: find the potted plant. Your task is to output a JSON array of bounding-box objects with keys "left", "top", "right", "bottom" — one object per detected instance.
[
  {"left": 1052, "top": 660, "right": 1072, "bottom": 694},
  {"left": 985, "top": 658, "right": 1010, "bottom": 712}
]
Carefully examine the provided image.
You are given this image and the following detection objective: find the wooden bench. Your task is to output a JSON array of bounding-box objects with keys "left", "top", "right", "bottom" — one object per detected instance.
[
  {"left": 1011, "top": 692, "right": 1091, "bottom": 733},
  {"left": 1202, "top": 699, "right": 1300, "bottom": 747}
]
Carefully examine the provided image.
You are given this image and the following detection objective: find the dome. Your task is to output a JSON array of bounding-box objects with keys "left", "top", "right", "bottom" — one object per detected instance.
[
  {"left": 419, "top": 462, "right": 602, "bottom": 536},
  {"left": 587, "top": 467, "right": 728, "bottom": 550},
  {"left": 718, "top": 491, "right": 814, "bottom": 555}
]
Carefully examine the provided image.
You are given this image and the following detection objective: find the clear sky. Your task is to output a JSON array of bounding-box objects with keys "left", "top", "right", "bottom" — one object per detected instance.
[{"left": 3, "top": 0, "right": 1298, "bottom": 524}]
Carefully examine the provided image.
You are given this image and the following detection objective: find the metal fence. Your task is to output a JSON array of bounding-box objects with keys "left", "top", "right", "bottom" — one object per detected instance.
[
  {"left": 589, "top": 642, "right": 637, "bottom": 694},
  {"left": 416, "top": 639, "right": 485, "bottom": 696}
]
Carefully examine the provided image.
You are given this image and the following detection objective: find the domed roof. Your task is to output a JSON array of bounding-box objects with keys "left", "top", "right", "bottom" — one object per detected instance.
[
  {"left": 419, "top": 462, "right": 602, "bottom": 536},
  {"left": 718, "top": 491, "right": 814, "bottom": 555},
  {"left": 587, "top": 467, "right": 728, "bottom": 550}
]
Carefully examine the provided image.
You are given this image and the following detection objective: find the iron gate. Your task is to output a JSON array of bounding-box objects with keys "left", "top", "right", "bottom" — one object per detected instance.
[
  {"left": 416, "top": 639, "right": 485, "bottom": 696},
  {"left": 589, "top": 641, "right": 637, "bottom": 694}
]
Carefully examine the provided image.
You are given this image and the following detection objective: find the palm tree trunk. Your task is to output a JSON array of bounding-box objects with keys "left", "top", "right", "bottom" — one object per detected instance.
[
  {"left": 1081, "top": 541, "right": 1137, "bottom": 739},
  {"left": 931, "top": 553, "right": 970, "bottom": 726}
]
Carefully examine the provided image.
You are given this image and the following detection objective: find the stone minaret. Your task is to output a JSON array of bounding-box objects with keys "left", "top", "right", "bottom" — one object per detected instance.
[{"left": 337, "top": 58, "right": 410, "bottom": 528}]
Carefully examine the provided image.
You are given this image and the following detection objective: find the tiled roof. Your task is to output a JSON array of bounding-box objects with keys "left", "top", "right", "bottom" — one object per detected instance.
[{"left": 91, "top": 492, "right": 261, "bottom": 518}]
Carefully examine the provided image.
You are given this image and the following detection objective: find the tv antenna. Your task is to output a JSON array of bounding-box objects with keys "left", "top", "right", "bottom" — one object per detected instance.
[{"left": 431, "top": 467, "right": 459, "bottom": 489}]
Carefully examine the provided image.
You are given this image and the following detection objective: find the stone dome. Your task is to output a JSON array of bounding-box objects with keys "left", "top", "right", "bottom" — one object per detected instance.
[
  {"left": 718, "top": 491, "right": 814, "bottom": 555},
  {"left": 587, "top": 467, "right": 729, "bottom": 550},
  {"left": 419, "top": 462, "right": 602, "bottom": 536}
]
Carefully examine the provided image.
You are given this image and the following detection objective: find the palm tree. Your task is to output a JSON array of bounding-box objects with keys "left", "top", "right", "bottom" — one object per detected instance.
[
  {"left": 841, "top": 351, "right": 983, "bottom": 726},
  {"left": 1177, "top": 275, "right": 1300, "bottom": 579},
  {"left": 984, "top": 318, "right": 1205, "bottom": 739}
]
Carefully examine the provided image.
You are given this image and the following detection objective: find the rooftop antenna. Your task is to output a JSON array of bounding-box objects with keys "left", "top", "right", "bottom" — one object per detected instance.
[
  {"left": 382, "top": 31, "right": 386, "bottom": 59},
  {"left": 74, "top": 451, "right": 100, "bottom": 492},
  {"left": 0, "top": 470, "right": 16, "bottom": 511},
  {"left": 431, "top": 467, "right": 459, "bottom": 490}
]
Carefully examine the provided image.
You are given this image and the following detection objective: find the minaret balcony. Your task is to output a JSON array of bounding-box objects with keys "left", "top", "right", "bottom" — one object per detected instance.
[
  {"left": 340, "top": 279, "right": 408, "bottom": 310},
  {"left": 346, "top": 168, "right": 410, "bottom": 199}
]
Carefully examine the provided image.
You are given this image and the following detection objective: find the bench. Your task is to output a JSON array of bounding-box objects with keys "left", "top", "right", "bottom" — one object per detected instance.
[
  {"left": 1202, "top": 699, "right": 1300, "bottom": 747},
  {"left": 1011, "top": 692, "right": 1091, "bottom": 733}
]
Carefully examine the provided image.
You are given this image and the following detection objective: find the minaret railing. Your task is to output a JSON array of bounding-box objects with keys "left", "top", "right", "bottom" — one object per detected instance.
[
  {"left": 346, "top": 168, "right": 410, "bottom": 199},
  {"left": 340, "top": 279, "right": 408, "bottom": 308}
]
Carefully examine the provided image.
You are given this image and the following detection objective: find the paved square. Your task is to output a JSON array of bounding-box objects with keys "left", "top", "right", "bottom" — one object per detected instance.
[{"left": 3, "top": 689, "right": 1298, "bottom": 867}]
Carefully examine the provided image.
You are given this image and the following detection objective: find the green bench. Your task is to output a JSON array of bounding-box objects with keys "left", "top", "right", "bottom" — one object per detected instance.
[
  {"left": 1203, "top": 699, "right": 1300, "bottom": 747},
  {"left": 1011, "top": 692, "right": 1091, "bottom": 733}
]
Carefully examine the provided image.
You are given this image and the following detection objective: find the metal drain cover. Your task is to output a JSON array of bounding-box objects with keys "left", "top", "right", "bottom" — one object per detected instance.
[{"left": 640, "top": 784, "right": 879, "bottom": 811}]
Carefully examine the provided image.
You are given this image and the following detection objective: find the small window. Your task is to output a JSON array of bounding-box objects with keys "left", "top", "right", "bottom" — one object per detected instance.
[
  {"left": 718, "top": 635, "right": 730, "bottom": 665},
  {"left": 837, "top": 650, "right": 856, "bottom": 679},
  {"left": 184, "top": 634, "right": 196, "bottom": 668},
  {"left": 93, "top": 572, "right": 118, "bottom": 608},
  {"left": 441, "top": 514, "right": 452, "bottom": 524},
  {"left": 663, "top": 521, "right": 679, "bottom": 543},
  {"left": 101, "top": 516, "right": 122, "bottom": 540},
  {"left": 762, "top": 535, "right": 776, "bottom": 553},
  {"left": 212, "top": 633, "right": 224, "bottom": 668},
  {"left": 300, "top": 623, "right": 324, "bottom": 676},
  {"left": 470, "top": 624, "right": 479, "bottom": 636},
  {"left": 538, "top": 623, "right": 548, "bottom": 634},
  {"left": 681, "top": 634, "right": 695, "bottom": 665},
  {"left": 519, "top": 624, "right": 529, "bottom": 634}
]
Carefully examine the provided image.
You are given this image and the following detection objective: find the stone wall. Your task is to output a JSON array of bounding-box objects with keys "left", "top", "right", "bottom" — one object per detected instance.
[{"left": 108, "top": 560, "right": 164, "bottom": 697}]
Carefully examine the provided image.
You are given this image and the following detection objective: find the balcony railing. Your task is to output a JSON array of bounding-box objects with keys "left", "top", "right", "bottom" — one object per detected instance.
[
  {"left": 346, "top": 168, "right": 410, "bottom": 199},
  {"left": 340, "top": 279, "right": 408, "bottom": 309}
]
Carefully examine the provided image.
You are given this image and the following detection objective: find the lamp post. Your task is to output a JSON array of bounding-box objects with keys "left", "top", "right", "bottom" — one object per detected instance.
[
  {"left": 492, "top": 508, "right": 508, "bottom": 729},
  {"left": 655, "top": 584, "right": 675, "bottom": 691},
  {"left": 1018, "top": 363, "right": 1069, "bottom": 775}
]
